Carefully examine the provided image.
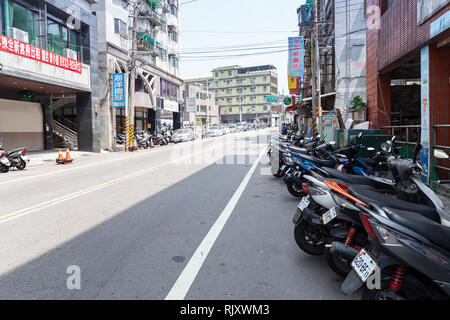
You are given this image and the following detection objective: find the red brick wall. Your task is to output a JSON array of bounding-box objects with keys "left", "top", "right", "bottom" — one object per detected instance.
[
  {"left": 378, "top": 1, "right": 450, "bottom": 71},
  {"left": 365, "top": 0, "right": 450, "bottom": 128}
]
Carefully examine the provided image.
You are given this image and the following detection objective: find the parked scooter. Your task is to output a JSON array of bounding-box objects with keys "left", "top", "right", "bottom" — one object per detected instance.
[
  {"left": 0, "top": 150, "right": 11, "bottom": 173},
  {"left": 0, "top": 137, "right": 29, "bottom": 171}
]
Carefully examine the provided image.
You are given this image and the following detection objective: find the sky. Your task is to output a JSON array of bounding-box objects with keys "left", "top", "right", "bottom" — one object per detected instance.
[{"left": 179, "top": 0, "right": 306, "bottom": 94}]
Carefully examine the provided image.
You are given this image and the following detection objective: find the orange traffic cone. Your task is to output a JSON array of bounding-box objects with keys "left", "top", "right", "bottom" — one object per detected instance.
[
  {"left": 64, "top": 148, "right": 73, "bottom": 164},
  {"left": 150, "top": 137, "right": 154, "bottom": 148},
  {"left": 56, "top": 149, "right": 64, "bottom": 164}
]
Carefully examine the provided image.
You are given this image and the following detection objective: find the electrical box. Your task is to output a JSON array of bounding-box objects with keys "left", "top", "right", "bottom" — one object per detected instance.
[{"left": 317, "top": 114, "right": 338, "bottom": 143}]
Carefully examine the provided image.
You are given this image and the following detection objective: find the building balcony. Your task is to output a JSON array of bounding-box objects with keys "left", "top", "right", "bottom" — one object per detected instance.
[
  {"left": 140, "top": 1, "right": 163, "bottom": 26},
  {"left": 136, "top": 32, "right": 155, "bottom": 51}
]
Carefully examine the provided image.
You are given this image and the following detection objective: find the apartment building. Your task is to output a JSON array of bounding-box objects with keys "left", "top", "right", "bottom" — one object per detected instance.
[
  {"left": 182, "top": 83, "right": 219, "bottom": 131},
  {"left": 186, "top": 65, "right": 278, "bottom": 124},
  {"left": 95, "top": 0, "right": 182, "bottom": 150},
  {"left": 0, "top": 0, "right": 99, "bottom": 151}
]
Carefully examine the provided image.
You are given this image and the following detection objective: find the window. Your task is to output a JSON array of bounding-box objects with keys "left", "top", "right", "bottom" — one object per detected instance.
[
  {"left": 229, "top": 107, "right": 232, "bottom": 112},
  {"left": 170, "top": 5, "right": 178, "bottom": 16},
  {"left": 263, "top": 105, "right": 268, "bottom": 111},
  {"left": 263, "top": 86, "right": 267, "bottom": 92},
  {"left": 227, "top": 98, "right": 232, "bottom": 103},
  {"left": 250, "top": 87, "right": 256, "bottom": 93},
  {"left": 158, "top": 47, "right": 167, "bottom": 61},
  {"left": 250, "top": 96, "right": 256, "bottom": 102},
  {"left": 47, "top": 19, "right": 78, "bottom": 58},
  {"left": 215, "top": 72, "right": 218, "bottom": 77},
  {"left": 226, "top": 89, "right": 232, "bottom": 94},
  {"left": 228, "top": 70, "right": 232, "bottom": 76},
  {"left": 114, "top": 18, "right": 127, "bottom": 38},
  {"left": 170, "top": 56, "right": 178, "bottom": 68},
  {"left": 168, "top": 32, "right": 178, "bottom": 42},
  {"left": 263, "top": 76, "right": 267, "bottom": 82},
  {"left": 236, "top": 79, "right": 243, "bottom": 84},
  {"left": 237, "top": 88, "right": 243, "bottom": 93},
  {"left": 160, "top": 79, "right": 178, "bottom": 100},
  {"left": 4, "top": 1, "right": 37, "bottom": 46},
  {"left": 250, "top": 77, "right": 256, "bottom": 83}
]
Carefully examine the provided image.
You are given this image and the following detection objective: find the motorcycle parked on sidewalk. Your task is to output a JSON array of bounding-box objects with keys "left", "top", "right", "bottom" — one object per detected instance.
[{"left": 0, "top": 137, "right": 29, "bottom": 171}]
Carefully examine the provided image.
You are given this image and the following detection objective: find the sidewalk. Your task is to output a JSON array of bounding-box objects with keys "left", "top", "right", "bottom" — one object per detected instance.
[{"left": 27, "top": 149, "right": 108, "bottom": 167}]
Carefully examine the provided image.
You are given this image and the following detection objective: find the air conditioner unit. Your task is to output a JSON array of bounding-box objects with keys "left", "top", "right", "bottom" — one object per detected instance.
[
  {"left": 9, "top": 27, "right": 29, "bottom": 43},
  {"left": 63, "top": 48, "right": 78, "bottom": 60}
]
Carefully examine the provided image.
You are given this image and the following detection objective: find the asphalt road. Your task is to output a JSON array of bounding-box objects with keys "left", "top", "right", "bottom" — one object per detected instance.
[{"left": 0, "top": 129, "right": 357, "bottom": 299}]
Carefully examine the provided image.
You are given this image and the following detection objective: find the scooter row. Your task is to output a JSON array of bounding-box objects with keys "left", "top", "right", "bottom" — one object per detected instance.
[
  {"left": 116, "top": 129, "right": 172, "bottom": 149},
  {"left": 270, "top": 132, "right": 450, "bottom": 299},
  {"left": 0, "top": 137, "right": 29, "bottom": 173}
]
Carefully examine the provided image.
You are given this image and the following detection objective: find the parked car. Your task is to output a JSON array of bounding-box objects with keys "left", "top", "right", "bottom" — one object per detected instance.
[
  {"left": 206, "top": 126, "right": 223, "bottom": 137},
  {"left": 228, "top": 124, "right": 237, "bottom": 133},
  {"left": 171, "top": 128, "right": 196, "bottom": 143},
  {"left": 235, "top": 124, "right": 244, "bottom": 132},
  {"left": 221, "top": 125, "right": 230, "bottom": 134}
]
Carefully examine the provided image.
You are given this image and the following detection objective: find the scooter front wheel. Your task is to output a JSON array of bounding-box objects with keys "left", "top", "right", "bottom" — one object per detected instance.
[{"left": 0, "top": 164, "right": 9, "bottom": 173}]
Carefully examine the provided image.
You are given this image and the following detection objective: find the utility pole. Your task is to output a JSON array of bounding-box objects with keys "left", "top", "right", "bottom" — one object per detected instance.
[
  {"left": 129, "top": 2, "right": 138, "bottom": 130},
  {"left": 239, "top": 94, "right": 242, "bottom": 123},
  {"left": 311, "top": 0, "right": 322, "bottom": 135}
]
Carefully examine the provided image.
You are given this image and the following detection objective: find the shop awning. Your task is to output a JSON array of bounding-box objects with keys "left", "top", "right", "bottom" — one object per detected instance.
[{"left": 145, "top": 0, "right": 163, "bottom": 8}]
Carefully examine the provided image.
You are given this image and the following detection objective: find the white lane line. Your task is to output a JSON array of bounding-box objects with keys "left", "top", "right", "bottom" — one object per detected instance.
[
  {"left": 165, "top": 146, "right": 266, "bottom": 300},
  {"left": 0, "top": 141, "right": 235, "bottom": 225},
  {"left": 0, "top": 137, "right": 219, "bottom": 186}
]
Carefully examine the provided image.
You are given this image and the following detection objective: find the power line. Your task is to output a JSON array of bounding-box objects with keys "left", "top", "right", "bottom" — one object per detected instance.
[{"left": 182, "top": 30, "right": 298, "bottom": 33}]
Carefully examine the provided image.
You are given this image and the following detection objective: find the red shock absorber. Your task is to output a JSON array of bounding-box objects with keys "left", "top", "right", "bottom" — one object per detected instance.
[
  {"left": 390, "top": 266, "right": 407, "bottom": 293},
  {"left": 345, "top": 227, "right": 356, "bottom": 246}
]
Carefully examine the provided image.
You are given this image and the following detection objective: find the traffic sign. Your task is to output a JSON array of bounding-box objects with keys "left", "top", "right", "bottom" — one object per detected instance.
[
  {"left": 283, "top": 97, "right": 292, "bottom": 105},
  {"left": 265, "top": 96, "right": 278, "bottom": 103}
]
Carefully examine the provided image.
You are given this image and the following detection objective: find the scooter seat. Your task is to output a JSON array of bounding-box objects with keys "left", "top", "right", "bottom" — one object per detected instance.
[
  {"left": 321, "top": 167, "right": 387, "bottom": 188},
  {"left": 347, "top": 185, "right": 440, "bottom": 223},
  {"left": 287, "top": 146, "right": 308, "bottom": 154},
  {"left": 6, "top": 148, "right": 25, "bottom": 156},
  {"left": 297, "top": 153, "right": 336, "bottom": 167},
  {"left": 382, "top": 207, "right": 450, "bottom": 251},
  {"left": 358, "top": 158, "right": 378, "bottom": 168}
]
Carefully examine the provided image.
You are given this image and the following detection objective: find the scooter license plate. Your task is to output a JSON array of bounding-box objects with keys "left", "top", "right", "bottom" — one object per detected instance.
[
  {"left": 297, "top": 195, "right": 310, "bottom": 211},
  {"left": 351, "top": 249, "right": 378, "bottom": 283},
  {"left": 1, "top": 158, "right": 9, "bottom": 165},
  {"left": 322, "top": 207, "right": 337, "bottom": 225}
]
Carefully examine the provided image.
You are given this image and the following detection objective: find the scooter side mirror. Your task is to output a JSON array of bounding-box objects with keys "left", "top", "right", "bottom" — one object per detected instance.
[
  {"left": 391, "top": 135, "right": 396, "bottom": 142},
  {"left": 434, "top": 149, "right": 449, "bottom": 159},
  {"left": 329, "top": 140, "right": 336, "bottom": 146}
]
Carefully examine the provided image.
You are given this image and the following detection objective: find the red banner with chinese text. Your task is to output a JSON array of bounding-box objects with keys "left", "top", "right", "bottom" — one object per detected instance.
[{"left": 0, "top": 34, "right": 82, "bottom": 74}]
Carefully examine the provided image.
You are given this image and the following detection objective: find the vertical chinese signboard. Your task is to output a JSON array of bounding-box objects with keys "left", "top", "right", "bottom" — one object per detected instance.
[
  {"left": 288, "top": 36, "right": 304, "bottom": 77},
  {"left": 420, "top": 46, "right": 430, "bottom": 184},
  {"left": 112, "top": 73, "right": 127, "bottom": 108}
]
